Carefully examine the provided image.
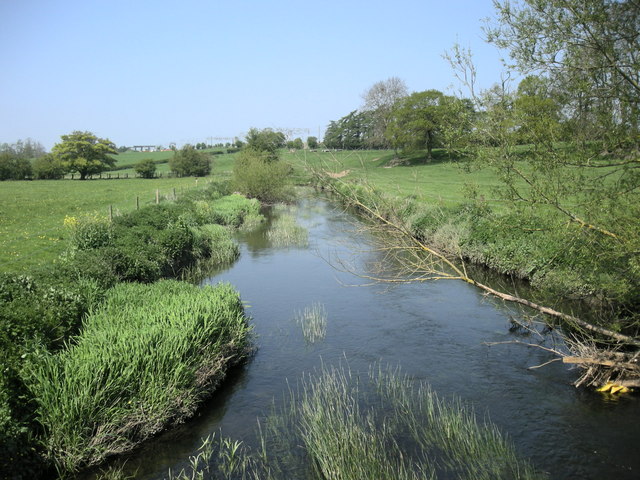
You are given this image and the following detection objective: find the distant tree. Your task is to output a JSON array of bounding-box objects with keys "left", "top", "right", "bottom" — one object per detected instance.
[
  {"left": 385, "top": 90, "right": 465, "bottom": 159},
  {"left": 323, "top": 110, "right": 374, "bottom": 149},
  {"left": 117, "top": 145, "right": 129, "bottom": 153},
  {"left": 134, "top": 158, "right": 157, "bottom": 178},
  {"left": 32, "top": 153, "right": 67, "bottom": 179},
  {"left": 361, "top": 77, "right": 409, "bottom": 148},
  {"left": 307, "top": 136, "right": 318, "bottom": 149},
  {"left": 51, "top": 131, "right": 117, "bottom": 180},
  {"left": 234, "top": 139, "right": 244, "bottom": 149},
  {"left": 169, "top": 145, "right": 211, "bottom": 177},
  {"left": 286, "top": 138, "right": 303, "bottom": 150},
  {"left": 244, "top": 128, "right": 286, "bottom": 161},
  {"left": 0, "top": 151, "right": 32, "bottom": 180}
]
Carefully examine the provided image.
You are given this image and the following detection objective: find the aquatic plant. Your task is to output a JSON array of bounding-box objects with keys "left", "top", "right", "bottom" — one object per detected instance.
[
  {"left": 294, "top": 302, "right": 327, "bottom": 344},
  {"left": 266, "top": 214, "right": 308, "bottom": 248},
  {"left": 166, "top": 363, "right": 543, "bottom": 480}
]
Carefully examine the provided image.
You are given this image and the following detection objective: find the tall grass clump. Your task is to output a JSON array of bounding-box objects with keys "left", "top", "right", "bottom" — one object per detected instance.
[
  {"left": 166, "top": 364, "right": 543, "bottom": 480},
  {"left": 266, "top": 213, "right": 308, "bottom": 248},
  {"left": 294, "top": 302, "right": 327, "bottom": 344},
  {"left": 25, "top": 280, "right": 251, "bottom": 474}
]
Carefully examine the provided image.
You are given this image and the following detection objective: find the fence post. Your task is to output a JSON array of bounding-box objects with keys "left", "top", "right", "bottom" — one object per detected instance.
[
  {"left": 109, "top": 205, "right": 113, "bottom": 222},
  {"left": 156, "top": 189, "right": 159, "bottom": 204},
  {"left": 136, "top": 196, "right": 139, "bottom": 210},
  {"left": 173, "top": 187, "right": 176, "bottom": 200}
]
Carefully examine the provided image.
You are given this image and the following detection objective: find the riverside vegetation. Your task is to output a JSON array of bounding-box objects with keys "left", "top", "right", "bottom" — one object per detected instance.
[{"left": 0, "top": 182, "right": 260, "bottom": 478}]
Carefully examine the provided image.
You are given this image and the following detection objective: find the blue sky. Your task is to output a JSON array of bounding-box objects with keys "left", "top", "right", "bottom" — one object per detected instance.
[{"left": 0, "top": 0, "right": 507, "bottom": 150}]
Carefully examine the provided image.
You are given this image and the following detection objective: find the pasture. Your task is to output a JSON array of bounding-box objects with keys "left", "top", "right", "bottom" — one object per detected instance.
[{"left": 0, "top": 177, "right": 207, "bottom": 273}]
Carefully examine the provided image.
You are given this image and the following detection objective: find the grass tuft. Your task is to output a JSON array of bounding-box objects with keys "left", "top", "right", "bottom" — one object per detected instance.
[{"left": 294, "top": 302, "right": 327, "bottom": 344}]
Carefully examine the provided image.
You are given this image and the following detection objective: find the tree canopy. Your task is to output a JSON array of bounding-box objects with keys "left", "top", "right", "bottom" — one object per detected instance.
[
  {"left": 244, "top": 128, "right": 286, "bottom": 161},
  {"left": 169, "top": 145, "right": 211, "bottom": 177},
  {"left": 51, "top": 131, "right": 117, "bottom": 180}
]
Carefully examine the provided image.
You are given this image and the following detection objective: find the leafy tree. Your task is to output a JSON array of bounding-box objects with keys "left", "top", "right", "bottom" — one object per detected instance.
[
  {"left": 486, "top": 0, "right": 640, "bottom": 149},
  {"left": 134, "top": 158, "right": 157, "bottom": 178},
  {"left": 245, "top": 128, "right": 285, "bottom": 160},
  {"left": 287, "top": 138, "right": 304, "bottom": 150},
  {"left": 232, "top": 149, "right": 292, "bottom": 203},
  {"left": 33, "top": 153, "right": 67, "bottom": 179},
  {"left": 51, "top": 131, "right": 117, "bottom": 180},
  {"left": 169, "top": 145, "right": 211, "bottom": 177},
  {"left": 307, "top": 136, "right": 318, "bottom": 149},
  {"left": 324, "top": 110, "right": 374, "bottom": 149},
  {"left": 0, "top": 151, "right": 32, "bottom": 180},
  {"left": 361, "top": 77, "right": 409, "bottom": 148},
  {"left": 385, "top": 90, "right": 466, "bottom": 159}
]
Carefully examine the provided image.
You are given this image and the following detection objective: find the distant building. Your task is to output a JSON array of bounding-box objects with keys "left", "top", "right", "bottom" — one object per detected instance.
[{"left": 131, "top": 145, "right": 157, "bottom": 152}]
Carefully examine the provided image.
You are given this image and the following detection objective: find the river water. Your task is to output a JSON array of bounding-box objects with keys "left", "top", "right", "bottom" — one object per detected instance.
[{"left": 110, "top": 193, "right": 639, "bottom": 480}]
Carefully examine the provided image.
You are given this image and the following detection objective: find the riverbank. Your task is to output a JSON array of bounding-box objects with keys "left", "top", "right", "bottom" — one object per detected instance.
[{"left": 0, "top": 183, "right": 259, "bottom": 478}]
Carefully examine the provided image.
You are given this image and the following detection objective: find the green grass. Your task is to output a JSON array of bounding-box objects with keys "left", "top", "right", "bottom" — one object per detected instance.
[
  {"left": 25, "top": 280, "right": 251, "bottom": 473},
  {"left": 266, "top": 207, "right": 309, "bottom": 248},
  {"left": 0, "top": 177, "right": 211, "bottom": 273},
  {"left": 284, "top": 149, "right": 507, "bottom": 209},
  {"left": 167, "top": 363, "right": 543, "bottom": 480}
]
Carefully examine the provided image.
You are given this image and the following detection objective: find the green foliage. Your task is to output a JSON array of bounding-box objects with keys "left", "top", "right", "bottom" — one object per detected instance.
[
  {"left": 232, "top": 149, "right": 293, "bottom": 203},
  {"left": 0, "top": 152, "right": 32, "bottom": 180},
  {"left": 324, "top": 110, "right": 375, "bottom": 149},
  {"left": 386, "top": 90, "right": 472, "bottom": 158},
  {"left": 244, "top": 128, "right": 285, "bottom": 160},
  {"left": 169, "top": 145, "right": 211, "bottom": 177},
  {"left": 207, "top": 194, "right": 262, "bottom": 227},
  {"left": 307, "top": 136, "right": 318, "bottom": 149},
  {"left": 32, "top": 153, "right": 67, "bottom": 180},
  {"left": 0, "top": 274, "right": 98, "bottom": 478},
  {"left": 134, "top": 158, "right": 157, "bottom": 178},
  {"left": 25, "top": 280, "right": 250, "bottom": 473},
  {"left": 51, "top": 131, "right": 117, "bottom": 180},
  {"left": 286, "top": 138, "right": 304, "bottom": 150}
]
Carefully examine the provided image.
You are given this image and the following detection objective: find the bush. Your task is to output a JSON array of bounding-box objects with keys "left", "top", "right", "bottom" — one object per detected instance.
[
  {"left": 232, "top": 150, "right": 293, "bottom": 203},
  {"left": 169, "top": 145, "right": 211, "bottom": 177},
  {"left": 25, "top": 280, "right": 251, "bottom": 473},
  {"left": 134, "top": 158, "right": 157, "bottom": 178}
]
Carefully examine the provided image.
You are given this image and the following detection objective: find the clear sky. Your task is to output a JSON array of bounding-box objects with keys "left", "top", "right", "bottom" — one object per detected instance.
[{"left": 0, "top": 0, "right": 507, "bottom": 150}]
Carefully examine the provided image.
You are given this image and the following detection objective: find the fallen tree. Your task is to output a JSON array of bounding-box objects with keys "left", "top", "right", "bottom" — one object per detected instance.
[{"left": 316, "top": 173, "right": 640, "bottom": 389}]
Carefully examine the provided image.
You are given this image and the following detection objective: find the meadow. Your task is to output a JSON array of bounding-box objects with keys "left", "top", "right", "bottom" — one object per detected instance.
[{"left": 0, "top": 177, "right": 207, "bottom": 273}]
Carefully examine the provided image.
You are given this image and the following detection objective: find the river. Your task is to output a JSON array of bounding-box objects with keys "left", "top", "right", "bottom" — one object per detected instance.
[{"left": 104, "top": 192, "right": 639, "bottom": 479}]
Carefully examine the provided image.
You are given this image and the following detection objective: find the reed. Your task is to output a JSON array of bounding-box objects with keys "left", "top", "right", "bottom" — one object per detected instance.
[
  {"left": 294, "top": 302, "right": 327, "bottom": 344},
  {"left": 25, "top": 280, "right": 251, "bottom": 474},
  {"left": 165, "top": 363, "right": 543, "bottom": 479},
  {"left": 266, "top": 214, "right": 308, "bottom": 248}
]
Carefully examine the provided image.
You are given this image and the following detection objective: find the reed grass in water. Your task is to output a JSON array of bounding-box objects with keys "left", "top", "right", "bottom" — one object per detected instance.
[
  {"left": 166, "top": 364, "right": 544, "bottom": 480},
  {"left": 266, "top": 213, "right": 308, "bottom": 248},
  {"left": 294, "top": 302, "right": 327, "bottom": 344},
  {"left": 25, "top": 280, "right": 251, "bottom": 474}
]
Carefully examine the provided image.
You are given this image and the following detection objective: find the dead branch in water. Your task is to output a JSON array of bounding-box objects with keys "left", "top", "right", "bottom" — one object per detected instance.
[{"left": 311, "top": 168, "right": 639, "bottom": 388}]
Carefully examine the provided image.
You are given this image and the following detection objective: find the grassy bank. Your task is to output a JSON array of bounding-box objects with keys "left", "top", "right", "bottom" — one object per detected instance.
[
  {"left": 0, "top": 183, "right": 262, "bottom": 478},
  {"left": 283, "top": 149, "right": 638, "bottom": 328},
  {"left": 26, "top": 280, "right": 250, "bottom": 473}
]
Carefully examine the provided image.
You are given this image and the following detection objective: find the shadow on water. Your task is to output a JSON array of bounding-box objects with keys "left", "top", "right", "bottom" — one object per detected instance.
[{"left": 80, "top": 191, "right": 640, "bottom": 480}]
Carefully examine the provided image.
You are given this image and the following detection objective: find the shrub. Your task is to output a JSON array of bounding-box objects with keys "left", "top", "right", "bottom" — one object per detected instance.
[
  {"left": 134, "top": 158, "right": 157, "bottom": 178},
  {"left": 169, "top": 145, "right": 211, "bottom": 177},
  {"left": 208, "top": 194, "right": 262, "bottom": 227},
  {"left": 232, "top": 150, "right": 293, "bottom": 203},
  {"left": 25, "top": 280, "right": 251, "bottom": 473}
]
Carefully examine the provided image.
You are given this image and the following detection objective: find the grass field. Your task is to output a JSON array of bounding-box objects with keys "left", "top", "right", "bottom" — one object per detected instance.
[
  {"left": 0, "top": 177, "right": 211, "bottom": 273},
  {"left": 284, "top": 149, "right": 507, "bottom": 208}
]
